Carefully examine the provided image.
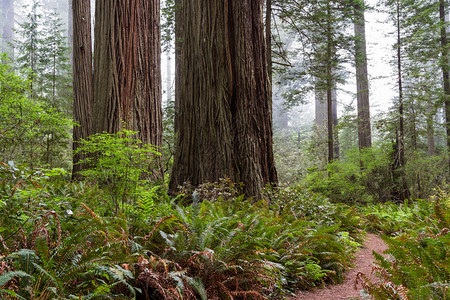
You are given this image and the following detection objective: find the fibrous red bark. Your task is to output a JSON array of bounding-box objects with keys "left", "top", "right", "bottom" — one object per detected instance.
[{"left": 170, "top": 0, "right": 277, "bottom": 197}]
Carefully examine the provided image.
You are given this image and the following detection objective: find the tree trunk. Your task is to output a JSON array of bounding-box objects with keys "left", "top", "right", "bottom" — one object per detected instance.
[
  {"left": 170, "top": 0, "right": 278, "bottom": 198},
  {"left": 353, "top": 0, "right": 372, "bottom": 149},
  {"left": 315, "top": 79, "right": 338, "bottom": 161},
  {"left": 68, "top": 0, "right": 73, "bottom": 65},
  {"left": 266, "top": 0, "right": 272, "bottom": 112},
  {"left": 174, "top": 0, "right": 182, "bottom": 132},
  {"left": 426, "top": 104, "right": 435, "bottom": 156},
  {"left": 2, "top": 0, "right": 14, "bottom": 60},
  {"left": 92, "top": 0, "right": 163, "bottom": 155},
  {"left": 72, "top": 0, "right": 94, "bottom": 178},
  {"left": 396, "top": 0, "right": 408, "bottom": 200},
  {"left": 326, "top": 0, "right": 335, "bottom": 163},
  {"left": 332, "top": 88, "right": 339, "bottom": 159},
  {"left": 440, "top": 0, "right": 450, "bottom": 172}
]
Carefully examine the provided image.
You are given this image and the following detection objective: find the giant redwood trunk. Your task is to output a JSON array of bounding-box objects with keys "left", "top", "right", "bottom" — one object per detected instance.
[
  {"left": 170, "top": 0, "right": 278, "bottom": 197},
  {"left": 72, "top": 0, "right": 94, "bottom": 178},
  {"left": 92, "top": 0, "right": 162, "bottom": 151},
  {"left": 353, "top": 0, "right": 372, "bottom": 149}
]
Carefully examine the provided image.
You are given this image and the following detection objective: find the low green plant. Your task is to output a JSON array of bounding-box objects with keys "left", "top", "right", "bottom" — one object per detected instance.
[
  {"left": 361, "top": 191, "right": 450, "bottom": 299},
  {"left": 0, "top": 204, "right": 139, "bottom": 299},
  {"left": 75, "top": 129, "right": 161, "bottom": 213},
  {"left": 305, "top": 143, "right": 448, "bottom": 205},
  {"left": 132, "top": 185, "right": 364, "bottom": 298}
]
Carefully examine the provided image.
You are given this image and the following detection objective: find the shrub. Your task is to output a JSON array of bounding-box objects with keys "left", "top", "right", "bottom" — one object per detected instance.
[
  {"left": 75, "top": 130, "right": 161, "bottom": 213},
  {"left": 360, "top": 191, "right": 450, "bottom": 299}
]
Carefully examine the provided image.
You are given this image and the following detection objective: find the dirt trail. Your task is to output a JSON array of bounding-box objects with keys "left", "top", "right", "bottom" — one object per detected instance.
[{"left": 291, "top": 233, "right": 388, "bottom": 300}]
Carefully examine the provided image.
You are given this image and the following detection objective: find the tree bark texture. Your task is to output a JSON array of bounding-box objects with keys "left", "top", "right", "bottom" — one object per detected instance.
[
  {"left": 93, "top": 0, "right": 162, "bottom": 149},
  {"left": 2, "top": 0, "right": 14, "bottom": 60},
  {"left": 170, "top": 0, "right": 278, "bottom": 198},
  {"left": 440, "top": 0, "right": 450, "bottom": 171},
  {"left": 174, "top": 0, "right": 182, "bottom": 132},
  {"left": 354, "top": 0, "right": 372, "bottom": 149},
  {"left": 72, "top": 0, "right": 94, "bottom": 177}
]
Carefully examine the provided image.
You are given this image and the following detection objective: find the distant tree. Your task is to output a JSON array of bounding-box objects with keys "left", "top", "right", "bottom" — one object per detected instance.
[
  {"left": 394, "top": 0, "right": 409, "bottom": 200},
  {"left": 40, "top": 10, "right": 71, "bottom": 107},
  {"left": 14, "top": 0, "right": 41, "bottom": 100},
  {"left": 92, "top": 0, "right": 163, "bottom": 176},
  {"left": 274, "top": 0, "right": 352, "bottom": 163},
  {"left": 353, "top": 0, "right": 371, "bottom": 149},
  {"left": 315, "top": 79, "right": 339, "bottom": 160},
  {"left": 2, "top": 0, "right": 14, "bottom": 60},
  {"left": 37, "top": 10, "right": 72, "bottom": 167},
  {"left": 170, "top": 0, "right": 278, "bottom": 197}
]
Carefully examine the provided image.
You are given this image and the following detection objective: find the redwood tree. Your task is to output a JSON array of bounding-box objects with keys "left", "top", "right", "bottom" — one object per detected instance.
[
  {"left": 92, "top": 0, "right": 163, "bottom": 154},
  {"left": 353, "top": 0, "right": 372, "bottom": 149},
  {"left": 72, "top": 0, "right": 94, "bottom": 177},
  {"left": 170, "top": 0, "right": 278, "bottom": 197}
]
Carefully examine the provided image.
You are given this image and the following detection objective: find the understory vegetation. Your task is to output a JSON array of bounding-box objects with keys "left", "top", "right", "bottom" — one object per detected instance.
[
  {"left": 0, "top": 57, "right": 448, "bottom": 299},
  {"left": 1, "top": 141, "right": 448, "bottom": 299},
  {"left": 359, "top": 191, "right": 450, "bottom": 300},
  {"left": 0, "top": 159, "right": 365, "bottom": 299}
]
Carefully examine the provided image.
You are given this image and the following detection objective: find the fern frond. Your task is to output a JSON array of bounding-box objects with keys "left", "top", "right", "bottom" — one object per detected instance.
[{"left": 0, "top": 271, "right": 31, "bottom": 287}]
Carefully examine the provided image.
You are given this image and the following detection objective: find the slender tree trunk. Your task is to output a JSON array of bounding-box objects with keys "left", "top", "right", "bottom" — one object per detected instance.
[
  {"left": 440, "top": 0, "right": 450, "bottom": 172},
  {"left": 426, "top": 104, "right": 435, "bottom": 156},
  {"left": 332, "top": 87, "right": 339, "bottom": 159},
  {"left": 326, "top": 0, "right": 334, "bottom": 163},
  {"left": 410, "top": 104, "right": 417, "bottom": 151},
  {"left": 354, "top": 0, "right": 372, "bottom": 149},
  {"left": 315, "top": 84, "right": 328, "bottom": 163},
  {"left": 92, "top": 0, "right": 163, "bottom": 155},
  {"left": 170, "top": 0, "right": 278, "bottom": 197},
  {"left": 68, "top": 0, "right": 73, "bottom": 65},
  {"left": 72, "top": 0, "right": 94, "bottom": 178},
  {"left": 266, "top": 0, "right": 272, "bottom": 111},
  {"left": 315, "top": 77, "right": 338, "bottom": 162},
  {"left": 396, "top": 0, "right": 408, "bottom": 200},
  {"left": 2, "top": 0, "right": 14, "bottom": 60}
]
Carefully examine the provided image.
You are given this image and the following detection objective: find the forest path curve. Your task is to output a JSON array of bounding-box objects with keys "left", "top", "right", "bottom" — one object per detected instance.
[{"left": 291, "top": 233, "right": 388, "bottom": 300}]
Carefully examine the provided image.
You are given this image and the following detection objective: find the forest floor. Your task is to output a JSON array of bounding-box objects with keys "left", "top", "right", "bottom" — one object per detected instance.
[{"left": 291, "top": 233, "right": 388, "bottom": 300}]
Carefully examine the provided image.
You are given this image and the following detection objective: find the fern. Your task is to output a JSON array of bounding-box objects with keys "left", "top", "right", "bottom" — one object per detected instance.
[
  {"left": 0, "top": 270, "right": 31, "bottom": 287},
  {"left": 364, "top": 193, "right": 450, "bottom": 299}
]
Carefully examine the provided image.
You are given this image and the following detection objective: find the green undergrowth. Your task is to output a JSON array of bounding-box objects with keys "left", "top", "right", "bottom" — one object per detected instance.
[
  {"left": 0, "top": 163, "right": 364, "bottom": 299},
  {"left": 360, "top": 191, "right": 450, "bottom": 300}
]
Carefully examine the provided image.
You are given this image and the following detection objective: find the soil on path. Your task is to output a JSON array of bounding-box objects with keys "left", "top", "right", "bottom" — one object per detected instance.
[{"left": 291, "top": 233, "right": 388, "bottom": 300}]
